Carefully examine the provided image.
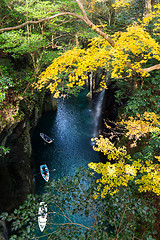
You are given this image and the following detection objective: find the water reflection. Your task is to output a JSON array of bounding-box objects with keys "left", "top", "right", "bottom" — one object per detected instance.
[{"left": 32, "top": 90, "right": 101, "bottom": 236}]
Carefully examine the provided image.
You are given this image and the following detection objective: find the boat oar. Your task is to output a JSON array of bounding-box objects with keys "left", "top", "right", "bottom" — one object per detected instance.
[
  {"left": 34, "top": 169, "right": 56, "bottom": 177},
  {"left": 49, "top": 169, "right": 56, "bottom": 172}
]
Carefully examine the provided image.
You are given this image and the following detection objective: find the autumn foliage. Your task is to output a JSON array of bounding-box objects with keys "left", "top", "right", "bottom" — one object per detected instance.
[
  {"left": 33, "top": 2, "right": 160, "bottom": 199},
  {"left": 89, "top": 112, "right": 160, "bottom": 197},
  {"left": 34, "top": 3, "right": 160, "bottom": 98},
  {"left": 0, "top": 0, "right": 160, "bottom": 239}
]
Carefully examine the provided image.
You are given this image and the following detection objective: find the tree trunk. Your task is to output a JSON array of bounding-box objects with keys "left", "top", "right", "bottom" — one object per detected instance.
[
  {"left": 0, "top": 0, "right": 160, "bottom": 73},
  {"left": 89, "top": 71, "right": 93, "bottom": 98},
  {"left": 144, "top": 0, "right": 152, "bottom": 17},
  {"left": 75, "top": 34, "right": 79, "bottom": 47}
]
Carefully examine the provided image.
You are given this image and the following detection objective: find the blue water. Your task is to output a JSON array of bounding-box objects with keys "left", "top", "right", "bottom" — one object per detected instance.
[{"left": 31, "top": 90, "right": 101, "bottom": 237}]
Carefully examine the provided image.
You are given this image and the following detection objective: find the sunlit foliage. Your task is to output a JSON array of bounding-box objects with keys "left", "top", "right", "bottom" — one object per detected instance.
[
  {"left": 112, "top": 0, "right": 132, "bottom": 8},
  {"left": 35, "top": 3, "right": 160, "bottom": 96},
  {"left": 141, "top": 4, "right": 160, "bottom": 37},
  {"left": 95, "top": 0, "right": 131, "bottom": 8},
  {"left": 120, "top": 111, "right": 160, "bottom": 147},
  {"left": 34, "top": 39, "right": 109, "bottom": 97},
  {"left": 135, "top": 159, "right": 160, "bottom": 195},
  {"left": 91, "top": 135, "right": 128, "bottom": 160},
  {"left": 89, "top": 112, "right": 160, "bottom": 197},
  {"left": 111, "top": 23, "right": 160, "bottom": 78}
]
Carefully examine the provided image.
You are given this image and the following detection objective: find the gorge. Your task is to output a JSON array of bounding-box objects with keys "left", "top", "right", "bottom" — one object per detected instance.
[{"left": 0, "top": 85, "right": 118, "bottom": 239}]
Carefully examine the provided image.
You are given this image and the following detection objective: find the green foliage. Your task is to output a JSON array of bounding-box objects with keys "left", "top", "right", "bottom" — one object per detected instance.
[
  {"left": 0, "top": 146, "right": 10, "bottom": 156},
  {"left": 115, "top": 72, "right": 160, "bottom": 117},
  {"left": 13, "top": 0, "right": 58, "bottom": 19},
  {"left": 0, "top": 0, "right": 26, "bottom": 28},
  {"left": 0, "top": 31, "right": 47, "bottom": 57},
  {"left": 0, "top": 1, "right": 159, "bottom": 238},
  {"left": 133, "top": 132, "right": 160, "bottom": 163},
  {"left": 0, "top": 65, "right": 14, "bottom": 103},
  {"left": 114, "top": 0, "right": 145, "bottom": 30},
  {"left": 39, "top": 51, "right": 61, "bottom": 69},
  {"left": 86, "top": 0, "right": 145, "bottom": 34},
  {"left": 0, "top": 168, "right": 157, "bottom": 239},
  {"left": 125, "top": 88, "right": 159, "bottom": 116},
  {"left": 0, "top": 0, "right": 94, "bottom": 81}
]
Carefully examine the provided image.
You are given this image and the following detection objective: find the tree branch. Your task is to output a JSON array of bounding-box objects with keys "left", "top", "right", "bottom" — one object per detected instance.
[
  {"left": 143, "top": 64, "right": 160, "bottom": 72},
  {"left": 0, "top": 0, "right": 159, "bottom": 74},
  {"left": 126, "top": 62, "right": 160, "bottom": 73},
  {"left": 0, "top": 1, "right": 115, "bottom": 47},
  {"left": 0, "top": 12, "right": 84, "bottom": 33},
  {"left": 75, "top": 0, "right": 88, "bottom": 19},
  {"left": 75, "top": 0, "right": 115, "bottom": 47}
]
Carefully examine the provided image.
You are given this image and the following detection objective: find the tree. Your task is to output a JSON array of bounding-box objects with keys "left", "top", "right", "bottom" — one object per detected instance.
[
  {"left": 6, "top": 0, "right": 158, "bottom": 96},
  {"left": 89, "top": 111, "right": 160, "bottom": 197},
  {"left": 0, "top": 0, "right": 159, "bottom": 201},
  {"left": 0, "top": 1, "right": 160, "bottom": 238},
  {"left": 0, "top": 168, "right": 157, "bottom": 239},
  {"left": 0, "top": 0, "right": 91, "bottom": 131},
  {"left": 0, "top": 1, "right": 160, "bottom": 98},
  {"left": 0, "top": 0, "right": 159, "bottom": 67}
]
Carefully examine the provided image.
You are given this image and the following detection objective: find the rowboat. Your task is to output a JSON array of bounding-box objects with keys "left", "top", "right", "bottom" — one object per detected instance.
[
  {"left": 40, "top": 164, "right": 49, "bottom": 182},
  {"left": 40, "top": 133, "right": 53, "bottom": 143},
  {"left": 38, "top": 202, "right": 47, "bottom": 232}
]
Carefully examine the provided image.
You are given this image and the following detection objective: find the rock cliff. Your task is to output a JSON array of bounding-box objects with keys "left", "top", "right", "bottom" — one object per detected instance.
[{"left": 0, "top": 92, "right": 57, "bottom": 239}]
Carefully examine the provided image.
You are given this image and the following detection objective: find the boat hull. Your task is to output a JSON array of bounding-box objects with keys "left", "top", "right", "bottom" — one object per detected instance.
[
  {"left": 40, "top": 164, "right": 49, "bottom": 182},
  {"left": 38, "top": 202, "right": 47, "bottom": 232},
  {"left": 40, "top": 133, "right": 53, "bottom": 143}
]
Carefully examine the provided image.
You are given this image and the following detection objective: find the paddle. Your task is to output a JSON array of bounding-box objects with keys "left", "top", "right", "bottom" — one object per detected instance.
[{"left": 34, "top": 168, "right": 56, "bottom": 177}]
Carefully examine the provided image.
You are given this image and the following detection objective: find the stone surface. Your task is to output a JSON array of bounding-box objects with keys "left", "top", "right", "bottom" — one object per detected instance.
[
  {"left": 43, "top": 92, "right": 57, "bottom": 112},
  {"left": 0, "top": 121, "right": 34, "bottom": 213},
  {"left": 0, "top": 221, "right": 8, "bottom": 240},
  {"left": 0, "top": 92, "right": 57, "bottom": 214}
]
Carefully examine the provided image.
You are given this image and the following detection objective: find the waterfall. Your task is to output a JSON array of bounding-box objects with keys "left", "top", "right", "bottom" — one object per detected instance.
[{"left": 93, "top": 89, "right": 105, "bottom": 138}]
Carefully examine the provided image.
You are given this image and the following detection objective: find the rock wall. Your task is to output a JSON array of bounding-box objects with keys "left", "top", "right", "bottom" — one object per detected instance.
[
  {"left": 0, "top": 121, "right": 34, "bottom": 213},
  {"left": 0, "top": 221, "right": 8, "bottom": 240},
  {"left": 98, "top": 83, "right": 120, "bottom": 140},
  {"left": 42, "top": 92, "right": 57, "bottom": 112},
  {"left": 0, "top": 92, "right": 57, "bottom": 239}
]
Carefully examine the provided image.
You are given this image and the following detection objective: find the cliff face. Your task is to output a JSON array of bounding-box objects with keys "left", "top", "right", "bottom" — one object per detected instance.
[
  {"left": 0, "top": 221, "right": 8, "bottom": 240},
  {"left": 0, "top": 121, "right": 33, "bottom": 212},
  {"left": 0, "top": 92, "right": 57, "bottom": 214},
  {"left": 0, "top": 118, "right": 36, "bottom": 240}
]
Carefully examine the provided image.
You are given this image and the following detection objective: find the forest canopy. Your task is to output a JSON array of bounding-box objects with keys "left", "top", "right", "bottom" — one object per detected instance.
[{"left": 0, "top": 0, "right": 160, "bottom": 239}]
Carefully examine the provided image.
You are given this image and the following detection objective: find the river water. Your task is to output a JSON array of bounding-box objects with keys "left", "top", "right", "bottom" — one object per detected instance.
[{"left": 31, "top": 89, "right": 102, "bottom": 237}]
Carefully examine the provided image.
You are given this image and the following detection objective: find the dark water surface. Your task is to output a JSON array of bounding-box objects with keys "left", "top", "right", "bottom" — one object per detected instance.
[{"left": 32, "top": 90, "right": 101, "bottom": 237}]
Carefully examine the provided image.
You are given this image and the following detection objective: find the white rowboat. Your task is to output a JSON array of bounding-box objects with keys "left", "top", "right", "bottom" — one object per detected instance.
[
  {"left": 38, "top": 202, "right": 47, "bottom": 232},
  {"left": 40, "top": 133, "right": 53, "bottom": 143}
]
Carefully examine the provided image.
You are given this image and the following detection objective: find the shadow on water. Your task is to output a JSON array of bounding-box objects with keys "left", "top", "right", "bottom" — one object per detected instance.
[{"left": 31, "top": 89, "right": 102, "bottom": 237}]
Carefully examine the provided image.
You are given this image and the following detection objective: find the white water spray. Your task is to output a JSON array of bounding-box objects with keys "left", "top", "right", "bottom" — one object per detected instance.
[{"left": 93, "top": 89, "right": 105, "bottom": 138}]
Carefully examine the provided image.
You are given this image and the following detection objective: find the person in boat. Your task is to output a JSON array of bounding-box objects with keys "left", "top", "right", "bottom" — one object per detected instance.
[
  {"left": 42, "top": 166, "right": 49, "bottom": 181},
  {"left": 41, "top": 209, "right": 46, "bottom": 218},
  {"left": 44, "top": 135, "right": 51, "bottom": 142},
  {"left": 42, "top": 166, "right": 47, "bottom": 176},
  {"left": 42, "top": 166, "right": 46, "bottom": 171}
]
